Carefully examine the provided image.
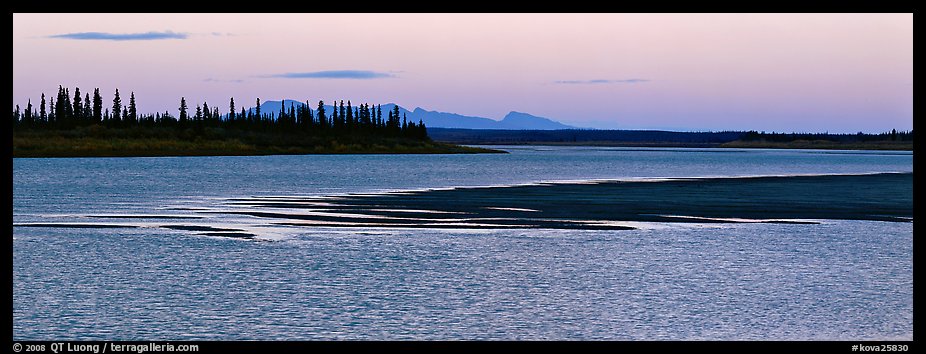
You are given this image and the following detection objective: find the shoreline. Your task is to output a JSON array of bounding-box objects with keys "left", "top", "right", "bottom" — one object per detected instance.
[
  {"left": 12, "top": 135, "right": 506, "bottom": 158},
  {"left": 12, "top": 135, "right": 911, "bottom": 157},
  {"left": 443, "top": 140, "right": 912, "bottom": 151}
]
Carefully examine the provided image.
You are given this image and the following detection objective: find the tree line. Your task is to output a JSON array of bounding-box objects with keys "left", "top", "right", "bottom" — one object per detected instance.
[
  {"left": 740, "top": 130, "right": 913, "bottom": 142},
  {"left": 11, "top": 86, "right": 429, "bottom": 140}
]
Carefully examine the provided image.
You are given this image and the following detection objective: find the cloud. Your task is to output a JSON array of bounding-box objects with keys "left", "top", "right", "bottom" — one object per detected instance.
[
  {"left": 48, "top": 31, "right": 188, "bottom": 41},
  {"left": 554, "top": 79, "right": 649, "bottom": 84},
  {"left": 269, "top": 70, "right": 395, "bottom": 79},
  {"left": 204, "top": 78, "right": 245, "bottom": 83}
]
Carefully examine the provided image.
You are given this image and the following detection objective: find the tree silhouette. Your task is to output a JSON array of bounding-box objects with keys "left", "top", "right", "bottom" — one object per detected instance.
[
  {"left": 14, "top": 86, "right": 436, "bottom": 146},
  {"left": 202, "top": 102, "right": 210, "bottom": 125},
  {"left": 229, "top": 97, "right": 236, "bottom": 122},
  {"left": 72, "top": 87, "right": 83, "bottom": 124},
  {"left": 128, "top": 92, "right": 137, "bottom": 125},
  {"left": 39, "top": 93, "right": 47, "bottom": 123},
  {"left": 316, "top": 100, "right": 327, "bottom": 129},
  {"left": 111, "top": 89, "right": 122, "bottom": 126},
  {"left": 92, "top": 88, "right": 103, "bottom": 123},
  {"left": 83, "top": 92, "right": 92, "bottom": 123},
  {"left": 48, "top": 97, "right": 55, "bottom": 125},
  {"left": 63, "top": 88, "right": 73, "bottom": 126},
  {"left": 178, "top": 97, "right": 188, "bottom": 124},
  {"left": 23, "top": 99, "right": 33, "bottom": 126}
]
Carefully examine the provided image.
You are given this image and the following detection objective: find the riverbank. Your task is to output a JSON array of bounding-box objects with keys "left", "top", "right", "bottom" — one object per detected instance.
[
  {"left": 719, "top": 140, "right": 913, "bottom": 151},
  {"left": 13, "top": 129, "right": 504, "bottom": 157},
  {"left": 442, "top": 140, "right": 912, "bottom": 151}
]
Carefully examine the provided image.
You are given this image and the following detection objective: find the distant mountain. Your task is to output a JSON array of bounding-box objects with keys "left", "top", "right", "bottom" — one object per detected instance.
[
  {"left": 409, "top": 107, "right": 501, "bottom": 129},
  {"left": 246, "top": 100, "right": 579, "bottom": 130},
  {"left": 497, "top": 111, "right": 575, "bottom": 130}
]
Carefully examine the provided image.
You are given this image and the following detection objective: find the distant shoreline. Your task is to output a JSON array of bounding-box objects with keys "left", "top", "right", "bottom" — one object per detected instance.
[
  {"left": 441, "top": 140, "right": 913, "bottom": 151},
  {"left": 426, "top": 128, "right": 913, "bottom": 151}
]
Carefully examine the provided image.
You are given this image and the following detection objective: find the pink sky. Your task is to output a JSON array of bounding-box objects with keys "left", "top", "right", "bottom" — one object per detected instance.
[{"left": 12, "top": 13, "right": 912, "bottom": 132}]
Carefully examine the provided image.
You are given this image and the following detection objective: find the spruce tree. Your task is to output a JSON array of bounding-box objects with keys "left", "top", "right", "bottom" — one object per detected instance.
[
  {"left": 83, "top": 93, "right": 92, "bottom": 123},
  {"left": 39, "top": 93, "right": 47, "bottom": 123},
  {"left": 339, "top": 100, "right": 346, "bottom": 128},
  {"left": 111, "top": 89, "right": 122, "bottom": 125},
  {"left": 229, "top": 97, "right": 236, "bottom": 122},
  {"left": 402, "top": 113, "right": 408, "bottom": 133},
  {"left": 316, "top": 100, "right": 326, "bottom": 129},
  {"left": 346, "top": 100, "right": 353, "bottom": 130},
  {"left": 63, "top": 88, "right": 73, "bottom": 126},
  {"left": 377, "top": 104, "right": 383, "bottom": 128},
  {"left": 331, "top": 100, "right": 339, "bottom": 129},
  {"left": 72, "top": 87, "right": 82, "bottom": 124},
  {"left": 128, "top": 92, "right": 137, "bottom": 125},
  {"left": 53, "top": 87, "right": 65, "bottom": 126},
  {"left": 48, "top": 97, "right": 56, "bottom": 125},
  {"left": 179, "top": 97, "right": 188, "bottom": 123},
  {"left": 92, "top": 88, "right": 103, "bottom": 123},
  {"left": 24, "top": 99, "right": 33, "bottom": 126}
]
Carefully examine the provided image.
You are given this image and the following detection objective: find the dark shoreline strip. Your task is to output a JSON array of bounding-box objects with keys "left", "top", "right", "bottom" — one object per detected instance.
[
  {"left": 252, "top": 173, "right": 912, "bottom": 228},
  {"left": 88, "top": 215, "right": 203, "bottom": 219}
]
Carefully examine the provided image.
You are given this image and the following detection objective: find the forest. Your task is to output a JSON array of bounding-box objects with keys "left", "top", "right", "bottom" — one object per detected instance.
[
  {"left": 12, "top": 86, "right": 428, "bottom": 139},
  {"left": 11, "top": 86, "right": 502, "bottom": 156}
]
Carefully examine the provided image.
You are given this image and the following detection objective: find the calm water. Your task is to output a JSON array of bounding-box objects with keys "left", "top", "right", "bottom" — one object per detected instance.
[{"left": 13, "top": 146, "right": 913, "bottom": 340}]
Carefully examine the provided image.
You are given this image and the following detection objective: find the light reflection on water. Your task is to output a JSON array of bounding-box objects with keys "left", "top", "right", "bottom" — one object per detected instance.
[
  {"left": 13, "top": 221, "right": 912, "bottom": 340},
  {"left": 12, "top": 146, "right": 913, "bottom": 340}
]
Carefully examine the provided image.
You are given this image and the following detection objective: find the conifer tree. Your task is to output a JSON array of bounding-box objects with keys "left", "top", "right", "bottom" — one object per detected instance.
[
  {"left": 179, "top": 97, "right": 188, "bottom": 123},
  {"left": 83, "top": 93, "right": 92, "bottom": 123},
  {"left": 111, "top": 89, "right": 122, "bottom": 125},
  {"left": 92, "top": 88, "right": 103, "bottom": 123},
  {"left": 24, "top": 99, "right": 33, "bottom": 126},
  {"left": 128, "top": 92, "right": 137, "bottom": 124},
  {"left": 72, "top": 87, "right": 83, "bottom": 123},
  {"left": 63, "top": 88, "right": 73, "bottom": 125},
  {"left": 39, "top": 93, "right": 47, "bottom": 123},
  {"left": 229, "top": 97, "right": 236, "bottom": 122},
  {"left": 316, "top": 100, "right": 326, "bottom": 129}
]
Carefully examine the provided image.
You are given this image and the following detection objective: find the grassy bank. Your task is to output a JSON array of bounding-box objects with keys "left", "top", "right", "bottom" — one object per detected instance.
[{"left": 13, "top": 127, "right": 504, "bottom": 157}]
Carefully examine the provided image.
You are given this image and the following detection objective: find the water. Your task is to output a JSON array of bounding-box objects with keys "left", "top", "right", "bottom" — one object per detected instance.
[{"left": 12, "top": 146, "right": 913, "bottom": 340}]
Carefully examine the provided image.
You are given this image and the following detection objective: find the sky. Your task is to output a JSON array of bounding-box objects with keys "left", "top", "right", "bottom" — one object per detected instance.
[{"left": 13, "top": 13, "right": 912, "bottom": 132}]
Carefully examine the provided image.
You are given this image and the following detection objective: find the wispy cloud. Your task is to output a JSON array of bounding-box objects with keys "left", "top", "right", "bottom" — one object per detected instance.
[
  {"left": 204, "top": 78, "right": 245, "bottom": 84},
  {"left": 48, "top": 31, "right": 188, "bottom": 41},
  {"left": 554, "top": 79, "right": 650, "bottom": 84},
  {"left": 269, "top": 70, "right": 395, "bottom": 79}
]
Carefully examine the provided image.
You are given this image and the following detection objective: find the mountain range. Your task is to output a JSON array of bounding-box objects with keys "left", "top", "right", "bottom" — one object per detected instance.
[{"left": 247, "top": 100, "right": 578, "bottom": 130}]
